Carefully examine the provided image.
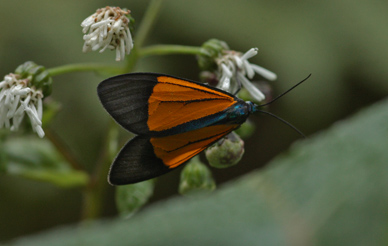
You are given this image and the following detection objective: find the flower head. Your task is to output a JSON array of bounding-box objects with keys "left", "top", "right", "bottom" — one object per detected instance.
[
  {"left": 179, "top": 156, "right": 216, "bottom": 196},
  {"left": 215, "top": 48, "right": 277, "bottom": 102},
  {"left": 0, "top": 74, "right": 44, "bottom": 138},
  {"left": 205, "top": 132, "right": 245, "bottom": 168},
  {"left": 198, "top": 40, "right": 277, "bottom": 102},
  {"left": 81, "top": 7, "right": 134, "bottom": 61}
]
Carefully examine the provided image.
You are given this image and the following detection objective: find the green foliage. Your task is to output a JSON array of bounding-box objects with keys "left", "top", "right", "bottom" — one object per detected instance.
[
  {"left": 1, "top": 137, "right": 88, "bottom": 187},
  {"left": 179, "top": 157, "right": 216, "bottom": 195},
  {"left": 115, "top": 180, "right": 155, "bottom": 218},
  {"left": 10, "top": 97, "right": 388, "bottom": 246}
]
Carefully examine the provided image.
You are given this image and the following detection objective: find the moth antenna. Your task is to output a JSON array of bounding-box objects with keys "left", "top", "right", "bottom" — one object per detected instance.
[
  {"left": 259, "top": 74, "right": 311, "bottom": 107},
  {"left": 252, "top": 74, "right": 311, "bottom": 138},
  {"left": 256, "top": 110, "right": 306, "bottom": 138}
]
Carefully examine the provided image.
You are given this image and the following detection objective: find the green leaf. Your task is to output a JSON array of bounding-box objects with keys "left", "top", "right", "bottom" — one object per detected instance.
[
  {"left": 2, "top": 137, "right": 88, "bottom": 188},
  {"left": 116, "top": 180, "right": 155, "bottom": 218},
  {"left": 9, "top": 98, "right": 388, "bottom": 245}
]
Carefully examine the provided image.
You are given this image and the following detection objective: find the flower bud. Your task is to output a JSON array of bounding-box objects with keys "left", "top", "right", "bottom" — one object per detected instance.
[
  {"left": 179, "top": 157, "right": 216, "bottom": 196},
  {"left": 15, "top": 61, "right": 52, "bottom": 96},
  {"left": 197, "top": 39, "right": 229, "bottom": 71},
  {"left": 206, "top": 132, "right": 245, "bottom": 168}
]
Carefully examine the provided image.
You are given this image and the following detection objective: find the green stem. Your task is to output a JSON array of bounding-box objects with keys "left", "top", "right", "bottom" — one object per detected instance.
[
  {"left": 139, "top": 44, "right": 205, "bottom": 57},
  {"left": 134, "top": 0, "right": 163, "bottom": 48},
  {"left": 123, "top": 0, "right": 163, "bottom": 72},
  {"left": 47, "top": 63, "right": 124, "bottom": 77},
  {"left": 82, "top": 121, "right": 119, "bottom": 220},
  {"left": 45, "top": 128, "right": 84, "bottom": 171}
]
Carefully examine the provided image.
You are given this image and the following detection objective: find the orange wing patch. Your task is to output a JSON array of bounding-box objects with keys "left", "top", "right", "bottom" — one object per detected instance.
[
  {"left": 150, "top": 124, "right": 238, "bottom": 168},
  {"left": 147, "top": 76, "right": 236, "bottom": 132}
]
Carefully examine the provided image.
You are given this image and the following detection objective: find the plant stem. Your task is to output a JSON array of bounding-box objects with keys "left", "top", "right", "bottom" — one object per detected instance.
[
  {"left": 45, "top": 128, "right": 84, "bottom": 171},
  {"left": 139, "top": 44, "right": 205, "bottom": 57},
  {"left": 81, "top": 122, "right": 120, "bottom": 220},
  {"left": 134, "top": 0, "right": 163, "bottom": 48},
  {"left": 123, "top": 0, "right": 163, "bottom": 72},
  {"left": 47, "top": 63, "right": 123, "bottom": 77}
]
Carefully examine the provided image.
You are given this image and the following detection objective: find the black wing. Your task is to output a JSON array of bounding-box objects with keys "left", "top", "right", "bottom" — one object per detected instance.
[
  {"left": 108, "top": 135, "right": 171, "bottom": 185},
  {"left": 97, "top": 73, "right": 157, "bottom": 135}
]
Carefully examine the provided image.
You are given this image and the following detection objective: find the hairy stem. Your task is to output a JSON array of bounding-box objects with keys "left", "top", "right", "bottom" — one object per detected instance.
[
  {"left": 139, "top": 44, "right": 204, "bottom": 57},
  {"left": 81, "top": 122, "right": 119, "bottom": 220},
  {"left": 47, "top": 63, "right": 123, "bottom": 77},
  {"left": 134, "top": 0, "right": 164, "bottom": 48}
]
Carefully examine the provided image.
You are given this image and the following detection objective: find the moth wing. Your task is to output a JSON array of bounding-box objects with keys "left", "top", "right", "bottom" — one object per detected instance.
[
  {"left": 98, "top": 73, "right": 238, "bottom": 136},
  {"left": 108, "top": 135, "right": 170, "bottom": 185},
  {"left": 97, "top": 73, "right": 157, "bottom": 135},
  {"left": 147, "top": 75, "right": 237, "bottom": 133},
  {"left": 108, "top": 124, "right": 238, "bottom": 185}
]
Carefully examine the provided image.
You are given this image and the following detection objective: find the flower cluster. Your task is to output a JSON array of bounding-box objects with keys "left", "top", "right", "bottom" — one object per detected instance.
[
  {"left": 0, "top": 74, "right": 44, "bottom": 138},
  {"left": 81, "top": 6, "right": 133, "bottom": 61},
  {"left": 215, "top": 48, "right": 277, "bottom": 102}
]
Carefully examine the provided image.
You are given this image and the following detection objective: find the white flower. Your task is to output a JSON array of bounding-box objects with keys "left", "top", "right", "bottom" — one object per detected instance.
[
  {"left": 81, "top": 7, "right": 133, "bottom": 61},
  {"left": 0, "top": 74, "right": 44, "bottom": 138},
  {"left": 215, "top": 48, "right": 277, "bottom": 102}
]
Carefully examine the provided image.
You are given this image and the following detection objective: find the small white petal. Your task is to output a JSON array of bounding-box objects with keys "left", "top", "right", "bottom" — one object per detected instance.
[
  {"left": 22, "top": 94, "right": 31, "bottom": 107},
  {"left": 4, "top": 117, "right": 10, "bottom": 129},
  {"left": 233, "top": 55, "right": 243, "bottom": 68},
  {"left": 0, "top": 106, "right": 7, "bottom": 128},
  {"left": 82, "top": 42, "right": 91, "bottom": 53},
  {"left": 120, "top": 40, "right": 125, "bottom": 59},
  {"left": 251, "top": 64, "right": 277, "bottom": 81},
  {"left": 115, "top": 46, "right": 121, "bottom": 61},
  {"left": 14, "top": 104, "right": 25, "bottom": 116},
  {"left": 102, "top": 24, "right": 108, "bottom": 38},
  {"left": 0, "top": 89, "right": 6, "bottom": 102},
  {"left": 12, "top": 113, "right": 25, "bottom": 130},
  {"left": 37, "top": 97, "right": 43, "bottom": 120},
  {"left": 98, "top": 36, "right": 112, "bottom": 52},
  {"left": 34, "top": 125, "right": 45, "bottom": 138},
  {"left": 4, "top": 75, "right": 13, "bottom": 83},
  {"left": 92, "top": 43, "right": 102, "bottom": 51},
  {"left": 221, "top": 63, "right": 233, "bottom": 78},
  {"left": 125, "top": 27, "right": 133, "bottom": 50},
  {"left": 25, "top": 107, "right": 42, "bottom": 126},
  {"left": 220, "top": 77, "right": 231, "bottom": 91},
  {"left": 4, "top": 91, "right": 13, "bottom": 108},
  {"left": 219, "top": 65, "right": 233, "bottom": 91},
  {"left": 81, "top": 15, "right": 95, "bottom": 28},
  {"left": 237, "top": 73, "right": 265, "bottom": 102},
  {"left": 104, "top": 9, "right": 112, "bottom": 19},
  {"left": 240, "top": 48, "right": 258, "bottom": 61},
  {"left": 13, "top": 88, "right": 31, "bottom": 96},
  {"left": 7, "top": 95, "right": 20, "bottom": 118},
  {"left": 243, "top": 60, "right": 255, "bottom": 79},
  {"left": 83, "top": 30, "right": 98, "bottom": 41},
  {"left": 91, "top": 19, "right": 111, "bottom": 29},
  {"left": 30, "top": 103, "right": 40, "bottom": 120},
  {"left": 112, "top": 19, "right": 123, "bottom": 34}
]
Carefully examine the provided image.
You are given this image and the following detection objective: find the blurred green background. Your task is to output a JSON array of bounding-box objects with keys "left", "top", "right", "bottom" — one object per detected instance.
[{"left": 0, "top": 0, "right": 387, "bottom": 242}]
